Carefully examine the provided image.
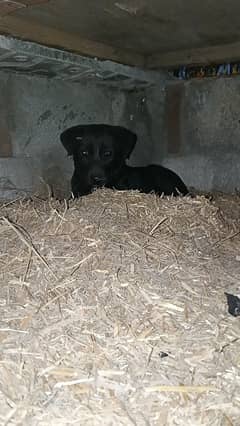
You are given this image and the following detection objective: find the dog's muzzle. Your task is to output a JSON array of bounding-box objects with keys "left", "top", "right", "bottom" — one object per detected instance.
[{"left": 91, "top": 176, "right": 106, "bottom": 187}]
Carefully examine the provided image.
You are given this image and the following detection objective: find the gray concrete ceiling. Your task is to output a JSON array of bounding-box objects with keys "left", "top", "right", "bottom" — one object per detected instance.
[
  {"left": 0, "top": 35, "right": 165, "bottom": 89},
  {"left": 1, "top": 0, "right": 240, "bottom": 68}
]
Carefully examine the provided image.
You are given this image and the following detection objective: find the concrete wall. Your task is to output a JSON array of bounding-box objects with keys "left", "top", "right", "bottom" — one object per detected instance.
[
  {"left": 158, "top": 77, "right": 240, "bottom": 192},
  {"left": 1, "top": 70, "right": 240, "bottom": 198},
  {"left": 0, "top": 71, "right": 154, "bottom": 199}
]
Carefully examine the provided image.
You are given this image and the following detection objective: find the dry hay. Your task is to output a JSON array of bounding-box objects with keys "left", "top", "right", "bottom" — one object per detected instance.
[{"left": 0, "top": 189, "right": 240, "bottom": 426}]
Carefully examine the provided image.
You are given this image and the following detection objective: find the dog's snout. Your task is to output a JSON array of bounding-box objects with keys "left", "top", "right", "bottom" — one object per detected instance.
[
  {"left": 88, "top": 166, "right": 107, "bottom": 187},
  {"left": 93, "top": 176, "right": 105, "bottom": 184}
]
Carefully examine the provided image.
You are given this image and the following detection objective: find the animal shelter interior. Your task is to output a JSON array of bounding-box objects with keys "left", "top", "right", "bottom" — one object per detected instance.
[{"left": 0, "top": 1, "right": 240, "bottom": 425}]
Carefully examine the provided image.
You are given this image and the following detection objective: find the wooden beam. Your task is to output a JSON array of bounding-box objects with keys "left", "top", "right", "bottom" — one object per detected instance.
[
  {"left": 0, "top": 15, "right": 145, "bottom": 67},
  {"left": 147, "top": 41, "right": 240, "bottom": 69},
  {"left": 0, "top": 0, "right": 50, "bottom": 17}
]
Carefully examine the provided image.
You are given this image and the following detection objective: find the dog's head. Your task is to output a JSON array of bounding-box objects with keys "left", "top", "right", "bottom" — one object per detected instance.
[{"left": 60, "top": 124, "right": 137, "bottom": 188}]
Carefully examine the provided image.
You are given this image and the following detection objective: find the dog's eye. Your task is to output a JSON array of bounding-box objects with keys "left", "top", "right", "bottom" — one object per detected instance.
[
  {"left": 103, "top": 151, "right": 112, "bottom": 157},
  {"left": 81, "top": 151, "right": 89, "bottom": 157}
]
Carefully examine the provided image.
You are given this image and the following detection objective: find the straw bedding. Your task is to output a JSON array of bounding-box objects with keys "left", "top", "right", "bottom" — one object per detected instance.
[{"left": 0, "top": 189, "right": 239, "bottom": 425}]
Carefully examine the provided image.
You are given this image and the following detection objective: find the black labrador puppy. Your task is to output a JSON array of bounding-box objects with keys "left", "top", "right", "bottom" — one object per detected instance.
[{"left": 60, "top": 124, "right": 188, "bottom": 197}]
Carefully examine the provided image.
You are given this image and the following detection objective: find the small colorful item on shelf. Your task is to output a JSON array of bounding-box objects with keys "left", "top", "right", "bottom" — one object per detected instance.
[
  {"left": 232, "top": 64, "right": 238, "bottom": 74},
  {"left": 172, "top": 61, "right": 240, "bottom": 80}
]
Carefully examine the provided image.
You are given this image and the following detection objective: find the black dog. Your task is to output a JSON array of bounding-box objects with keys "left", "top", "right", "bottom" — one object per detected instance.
[{"left": 60, "top": 124, "right": 188, "bottom": 197}]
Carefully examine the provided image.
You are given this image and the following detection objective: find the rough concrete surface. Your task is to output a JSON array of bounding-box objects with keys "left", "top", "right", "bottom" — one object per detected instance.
[
  {"left": 0, "top": 71, "right": 156, "bottom": 198},
  {"left": 0, "top": 70, "right": 240, "bottom": 198},
  {"left": 162, "top": 77, "right": 240, "bottom": 192}
]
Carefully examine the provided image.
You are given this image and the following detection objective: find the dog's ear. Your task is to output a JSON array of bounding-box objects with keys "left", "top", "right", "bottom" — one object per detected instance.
[
  {"left": 111, "top": 126, "right": 137, "bottom": 159},
  {"left": 60, "top": 125, "right": 85, "bottom": 156}
]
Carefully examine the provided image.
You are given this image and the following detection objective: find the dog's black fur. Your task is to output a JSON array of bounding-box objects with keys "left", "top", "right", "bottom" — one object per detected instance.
[{"left": 60, "top": 124, "right": 188, "bottom": 197}]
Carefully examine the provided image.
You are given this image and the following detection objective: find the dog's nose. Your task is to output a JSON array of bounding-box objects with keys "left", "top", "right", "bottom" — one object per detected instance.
[{"left": 92, "top": 176, "right": 105, "bottom": 185}]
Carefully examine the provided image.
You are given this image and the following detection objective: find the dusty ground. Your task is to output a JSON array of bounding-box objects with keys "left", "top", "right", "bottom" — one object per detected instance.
[{"left": 0, "top": 189, "right": 239, "bottom": 426}]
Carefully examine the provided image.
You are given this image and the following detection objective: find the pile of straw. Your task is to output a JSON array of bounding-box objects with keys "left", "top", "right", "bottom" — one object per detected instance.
[{"left": 0, "top": 189, "right": 239, "bottom": 425}]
